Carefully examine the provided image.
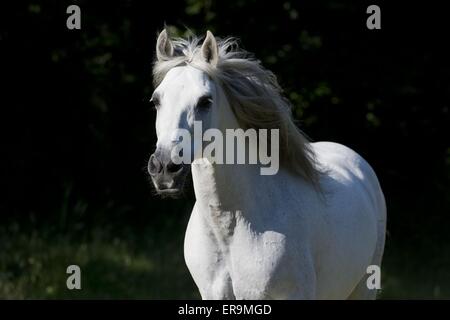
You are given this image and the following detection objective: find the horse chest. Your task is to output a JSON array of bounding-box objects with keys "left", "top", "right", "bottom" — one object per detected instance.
[{"left": 185, "top": 207, "right": 292, "bottom": 299}]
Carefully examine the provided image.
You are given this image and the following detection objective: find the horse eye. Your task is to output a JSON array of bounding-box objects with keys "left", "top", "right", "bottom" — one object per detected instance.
[{"left": 196, "top": 95, "right": 212, "bottom": 110}]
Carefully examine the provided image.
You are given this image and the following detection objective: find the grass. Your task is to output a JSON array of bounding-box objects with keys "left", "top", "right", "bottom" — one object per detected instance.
[
  {"left": 1, "top": 215, "right": 449, "bottom": 299},
  {"left": 0, "top": 219, "right": 199, "bottom": 299}
]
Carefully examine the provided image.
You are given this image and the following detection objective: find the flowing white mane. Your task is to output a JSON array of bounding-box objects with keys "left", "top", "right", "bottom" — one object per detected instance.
[{"left": 153, "top": 33, "right": 320, "bottom": 186}]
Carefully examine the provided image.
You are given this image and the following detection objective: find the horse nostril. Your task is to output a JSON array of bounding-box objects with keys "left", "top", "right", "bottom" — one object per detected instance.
[
  {"left": 166, "top": 161, "right": 183, "bottom": 174},
  {"left": 148, "top": 154, "right": 163, "bottom": 175}
]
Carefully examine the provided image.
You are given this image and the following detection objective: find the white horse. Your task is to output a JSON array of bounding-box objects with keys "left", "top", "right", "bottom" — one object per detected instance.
[{"left": 148, "top": 29, "right": 387, "bottom": 300}]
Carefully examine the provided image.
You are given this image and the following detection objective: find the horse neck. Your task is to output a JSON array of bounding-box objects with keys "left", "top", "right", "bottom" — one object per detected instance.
[
  {"left": 190, "top": 94, "right": 278, "bottom": 241},
  {"left": 191, "top": 160, "right": 263, "bottom": 213},
  {"left": 192, "top": 96, "right": 267, "bottom": 213}
]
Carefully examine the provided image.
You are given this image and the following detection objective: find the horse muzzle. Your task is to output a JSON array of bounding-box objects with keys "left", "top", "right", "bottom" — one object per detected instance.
[{"left": 148, "top": 150, "right": 189, "bottom": 196}]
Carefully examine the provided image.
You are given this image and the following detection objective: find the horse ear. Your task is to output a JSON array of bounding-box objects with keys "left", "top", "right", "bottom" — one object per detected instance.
[
  {"left": 156, "top": 29, "right": 174, "bottom": 61},
  {"left": 201, "top": 30, "right": 218, "bottom": 66}
]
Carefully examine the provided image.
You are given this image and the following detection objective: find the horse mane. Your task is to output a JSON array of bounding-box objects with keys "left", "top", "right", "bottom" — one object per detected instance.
[{"left": 152, "top": 33, "right": 321, "bottom": 187}]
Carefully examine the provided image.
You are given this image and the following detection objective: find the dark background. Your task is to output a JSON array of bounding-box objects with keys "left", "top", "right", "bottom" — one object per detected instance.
[{"left": 0, "top": 1, "right": 449, "bottom": 298}]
